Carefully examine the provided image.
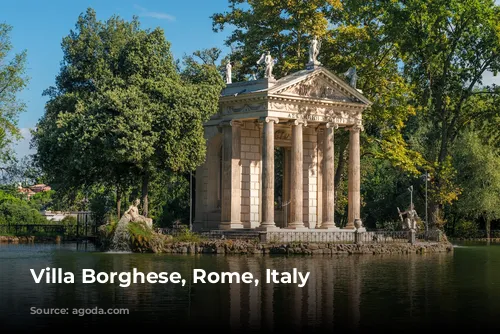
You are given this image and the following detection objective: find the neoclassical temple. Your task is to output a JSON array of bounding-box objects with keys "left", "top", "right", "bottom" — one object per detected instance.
[{"left": 194, "top": 63, "right": 371, "bottom": 232}]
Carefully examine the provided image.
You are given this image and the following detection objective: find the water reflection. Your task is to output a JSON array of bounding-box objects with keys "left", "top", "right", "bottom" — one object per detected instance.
[{"left": 3, "top": 243, "right": 500, "bottom": 331}]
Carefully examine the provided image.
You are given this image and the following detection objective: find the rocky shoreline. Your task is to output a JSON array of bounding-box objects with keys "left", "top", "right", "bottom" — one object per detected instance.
[
  {"left": 2, "top": 233, "right": 453, "bottom": 255},
  {"left": 449, "top": 238, "right": 500, "bottom": 242},
  {"left": 0, "top": 235, "right": 61, "bottom": 243},
  {"left": 156, "top": 239, "right": 453, "bottom": 255}
]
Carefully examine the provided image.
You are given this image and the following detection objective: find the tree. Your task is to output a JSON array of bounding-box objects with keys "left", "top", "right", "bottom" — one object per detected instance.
[
  {"left": 212, "top": 0, "right": 341, "bottom": 78},
  {"left": 449, "top": 129, "right": 500, "bottom": 237},
  {"left": 32, "top": 8, "right": 225, "bottom": 218},
  {"left": 0, "top": 155, "right": 37, "bottom": 185},
  {"left": 383, "top": 0, "right": 500, "bottom": 226},
  {"left": 0, "top": 23, "right": 28, "bottom": 162}
]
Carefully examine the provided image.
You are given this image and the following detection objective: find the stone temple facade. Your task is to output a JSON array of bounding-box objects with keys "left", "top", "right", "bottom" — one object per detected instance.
[{"left": 193, "top": 66, "right": 372, "bottom": 232}]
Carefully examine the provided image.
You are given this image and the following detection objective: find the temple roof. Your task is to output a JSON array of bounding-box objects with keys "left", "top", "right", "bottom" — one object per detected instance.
[{"left": 220, "top": 66, "right": 372, "bottom": 106}]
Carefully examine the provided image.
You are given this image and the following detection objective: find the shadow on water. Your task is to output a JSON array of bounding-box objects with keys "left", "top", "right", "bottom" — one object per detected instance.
[{"left": 1, "top": 243, "right": 500, "bottom": 332}]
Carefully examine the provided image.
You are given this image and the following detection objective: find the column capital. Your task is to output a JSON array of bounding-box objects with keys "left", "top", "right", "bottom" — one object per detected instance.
[
  {"left": 326, "top": 122, "right": 339, "bottom": 129},
  {"left": 218, "top": 119, "right": 244, "bottom": 130},
  {"left": 258, "top": 116, "right": 279, "bottom": 124},
  {"left": 292, "top": 119, "right": 307, "bottom": 127},
  {"left": 347, "top": 122, "right": 364, "bottom": 132}
]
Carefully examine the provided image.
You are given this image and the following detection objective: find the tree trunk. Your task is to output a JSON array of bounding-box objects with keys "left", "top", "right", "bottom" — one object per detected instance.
[
  {"left": 116, "top": 186, "right": 121, "bottom": 219},
  {"left": 486, "top": 217, "right": 491, "bottom": 240},
  {"left": 141, "top": 172, "right": 149, "bottom": 217},
  {"left": 429, "top": 202, "right": 441, "bottom": 228}
]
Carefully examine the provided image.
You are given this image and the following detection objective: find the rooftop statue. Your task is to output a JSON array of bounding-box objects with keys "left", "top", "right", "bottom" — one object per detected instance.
[
  {"left": 344, "top": 66, "right": 359, "bottom": 89},
  {"left": 257, "top": 51, "right": 275, "bottom": 79},
  {"left": 225, "top": 60, "right": 232, "bottom": 84},
  {"left": 308, "top": 36, "right": 321, "bottom": 67}
]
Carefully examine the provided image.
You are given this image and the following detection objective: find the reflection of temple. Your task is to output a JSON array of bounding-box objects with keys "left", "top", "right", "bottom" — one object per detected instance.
[{"left": 194, "top": 67, "right": 372, "bottom": 231}]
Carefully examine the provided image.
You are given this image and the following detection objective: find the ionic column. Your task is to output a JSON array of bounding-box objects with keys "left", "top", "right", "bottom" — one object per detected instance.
[
  {"left": 258, "top": 117, "right": 279, "bottom": 231},
  {"left": 219, "top": 120, "right": 244, "bottom": 230},
  {"left": 288, "top": 119, "right": 307, "bottom": 229},
  {"left": 321, "top": 122, "right": 338, "bottom": 229},
  {"left": 347, "top": 124, "right": 362, "bottom": 229}
]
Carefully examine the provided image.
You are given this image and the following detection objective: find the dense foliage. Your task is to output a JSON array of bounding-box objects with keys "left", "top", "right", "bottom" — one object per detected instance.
[
  {"left": 0, "top": 23, "right": 28, "bottom": 163},
  {"left": 31, "top": 8, "right": 224, "bottom": 223},
  {"left": 0, "top": 189, "right": 47, "bottom": 225}
]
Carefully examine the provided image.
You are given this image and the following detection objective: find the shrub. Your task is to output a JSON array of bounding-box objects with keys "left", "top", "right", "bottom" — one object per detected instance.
[
  {"left": 128, "top": 221, "right": 166, "bottom": 252},
  {"left": 61, "top": 216, "right": 77, "bottom": 237},
  {"left": 170, "top": 226, "right": 205, "bottom": 243},
  {"left": 454, "top": 220, "right": 479, "bottom": 239}
]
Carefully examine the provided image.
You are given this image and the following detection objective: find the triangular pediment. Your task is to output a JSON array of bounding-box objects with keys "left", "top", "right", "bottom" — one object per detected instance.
[{"left": 268, "top": 67, "right": 372, "bottom": 106}]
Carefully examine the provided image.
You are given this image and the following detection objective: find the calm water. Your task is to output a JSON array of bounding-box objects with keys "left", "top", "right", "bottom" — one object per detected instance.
[{"left": 0, "top": 242, "right": 499, "bottom": 332}]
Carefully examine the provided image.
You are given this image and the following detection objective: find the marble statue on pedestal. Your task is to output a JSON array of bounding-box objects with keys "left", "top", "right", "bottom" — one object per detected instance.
[
  {"left": 121, "top": 198, "right": 153, "bottom": 229},
  {"left": 225, "top": 60, "right": 232, "bottom": 84},
  {"left": 257, "top": 51, "right": 275, "bottom": 79},
  {"left": 344, "top": 66, "right": 359, "bottom": 89},
  {"left": 398, "top": 204, "right": 418, "bottom": 230}
]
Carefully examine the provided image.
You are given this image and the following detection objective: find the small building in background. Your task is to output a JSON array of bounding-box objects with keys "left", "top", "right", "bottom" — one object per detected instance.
[{"left": 17, "top": 183, "right": 52, "bottom": 199}]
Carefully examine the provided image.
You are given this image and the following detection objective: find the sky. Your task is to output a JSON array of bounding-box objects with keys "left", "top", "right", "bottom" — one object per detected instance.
[
  {"left": 1, "top": 0, "right": 233, "bottom": 159},
  {"left": 1, "top": 0, "right": 500, "bottom": 160}
]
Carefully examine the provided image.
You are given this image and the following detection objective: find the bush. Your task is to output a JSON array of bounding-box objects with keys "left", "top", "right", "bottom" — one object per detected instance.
[
  {"left": 128, "top": 221, "right": 166, "bottom": 253},
  {"left": 61, "top": 216, "right": 77, "bottom": 237},
  {"left": 454, "top": 220, "right": 479, "bottom": 239},
  {"left": 0, "top": 191, "right": 47, "bottom": 225},
  {"left": 170, "top": 226, "right": 205, "bottom": 243}
]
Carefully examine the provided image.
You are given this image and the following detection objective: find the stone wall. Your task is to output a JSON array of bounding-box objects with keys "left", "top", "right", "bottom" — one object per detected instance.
[{"left": 161, "top": 239, "right": 453, "bottom": 255}]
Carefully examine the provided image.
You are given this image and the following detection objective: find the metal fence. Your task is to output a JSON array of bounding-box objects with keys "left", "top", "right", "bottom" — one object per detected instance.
[
  {"left": 358, "top": 230, "right": 409, "bottom": 244},
  {"left": 416, "top": 229, "right": 442, "bottom": 242},
  {"left": 0, "top": 224, "right": 66, "bottom": 235},
  {"left": 157, "top": 227, "right": 445, "bottom": 244},
  {"left": 200, "top": 230, "right": 262, "bottom": 241}
]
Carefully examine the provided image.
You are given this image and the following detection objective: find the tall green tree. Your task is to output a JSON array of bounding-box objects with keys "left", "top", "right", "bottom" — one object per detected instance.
[
  {"left": 212, "top": 0, "right": 341, "bottom": 78},
  {"left": 0, "top": 23, "right": 28, "bottom": 162},
  {"left": 449, "top": 129, "right": 500, "bottom": 236},
  {"left": 383, "top": 0, "right": 500, "bottom": 226},
  {"left": 32, "top": 8, "right": 224, "bottom": 218}
]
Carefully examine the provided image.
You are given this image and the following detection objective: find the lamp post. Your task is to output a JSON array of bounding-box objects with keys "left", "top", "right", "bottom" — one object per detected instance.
[
  {"left": 420, "top": 172, "right": 430, "bottom": 233},
  {"left": 189, "top": 171, "right": 193, "bottom": 232},
  {"left": 408, "top": 185, "right": 413, "bottom": 211}
]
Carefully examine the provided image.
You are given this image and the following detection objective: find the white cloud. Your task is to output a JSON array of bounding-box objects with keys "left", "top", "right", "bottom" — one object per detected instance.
[
  {"left": 12, "top": 128, "right": 35, "bottom": 160},
  {"left": 134, "top": 5, "right": 176, "bottom": 21}
]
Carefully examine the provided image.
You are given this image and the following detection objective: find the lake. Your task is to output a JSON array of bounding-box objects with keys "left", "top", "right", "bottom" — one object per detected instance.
[{"left": 0, "top": 241, "right": 499, "bottom": 332}]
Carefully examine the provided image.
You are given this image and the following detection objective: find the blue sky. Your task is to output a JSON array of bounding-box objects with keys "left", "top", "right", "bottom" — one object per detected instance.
[{"left": 1, "top": 0, "right": 233, "bottom": 158}]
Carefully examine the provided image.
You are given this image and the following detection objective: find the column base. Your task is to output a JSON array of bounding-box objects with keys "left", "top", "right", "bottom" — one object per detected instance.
[
  {"left": 285, "top": 225, "right": 309, "bottom": 231},
  {"left": 320, "top": 226, "right": 340, "bottom": 231},
  {"left": 245, "top": 221, "right": 261, "bottom": 229},
  {"left": 256, "top": 224, "right": 280, "bottom": 231},
  {"left": 219, "top": 222, "right": 245, "bottom": 230},
  {"left": 344, "top": 223, "right": 356, "bottom": 230}
]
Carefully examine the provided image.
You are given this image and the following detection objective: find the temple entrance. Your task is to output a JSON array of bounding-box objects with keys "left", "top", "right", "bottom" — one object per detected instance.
[{"left": 274, "top": 146, "right": 291, "bottom": 228}]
